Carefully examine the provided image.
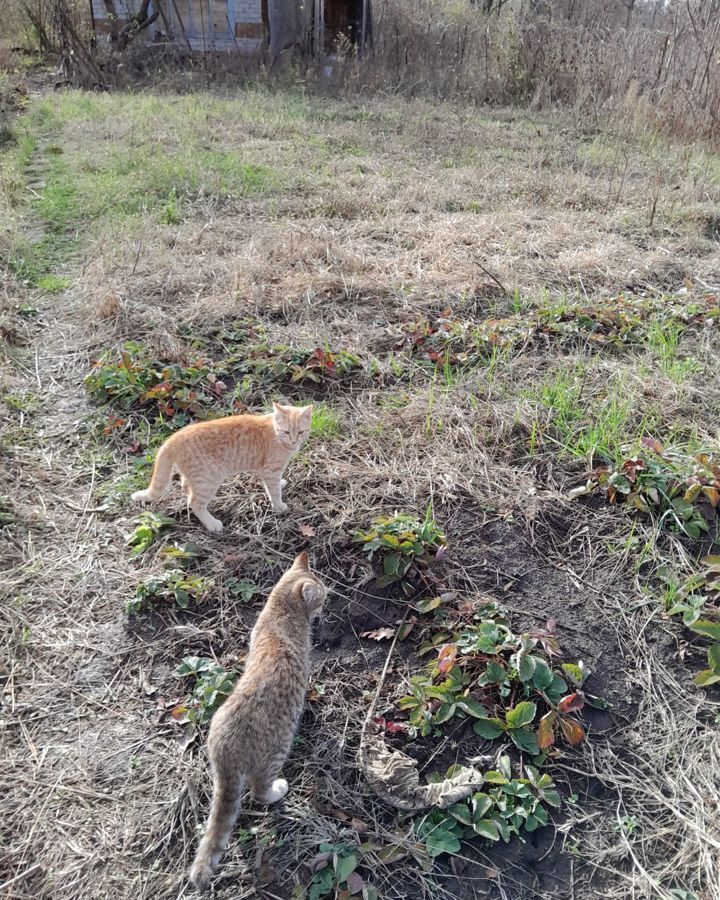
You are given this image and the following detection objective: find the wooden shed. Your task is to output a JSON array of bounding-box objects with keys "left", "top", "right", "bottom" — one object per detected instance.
[
  {"left": 92, "top": 0, "right": 265, "bottom": 50},
  {"left": 91, "top": 0, "right": 371, "bottom": 55}
]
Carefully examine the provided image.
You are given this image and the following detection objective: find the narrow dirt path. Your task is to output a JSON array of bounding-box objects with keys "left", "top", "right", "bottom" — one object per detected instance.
[{"left": 3, "top": 134, "right": 205, "bottom": 900}]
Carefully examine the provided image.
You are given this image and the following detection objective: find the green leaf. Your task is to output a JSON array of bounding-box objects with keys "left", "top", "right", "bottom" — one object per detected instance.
[
  {"left": 448, "top": 803, "right": 472, "bottom": 825},
  {"left": 383, "top": 552, "right": 402, "bottom": 576},
  {"left": 334, "top": 854, "right": 358, "bottom": 884},
  {"left": 424, "top": 828, "right": 461, "bottom": 857},
  {"left": 471, "top": 792, "right": 493, "bottom": 820},
  {"left": 694, "top": 668, "right": 720, "bottom": 686},
  {"left": 415, "top": 595, "right": 443, "bottom": 614},
  {"left": 472, "top": 819, "right": 500, "bottom": 841},
  {"left": 532, "top": 662, "right": 554, "bottom": 691},
  {"left": 433, "top": 702, "right": 457, "bottom": 724},
  {"left": 509, "top": 728, "right": 540, "bottom": 755},
  {"left": 540, "top": 788, "right": 561, "bottom": 808},
  {"left": 455, "top": 697, "right": 487, "bottom": 719},
  {"left": 708, "top": 643, "right": 720, "bottom": 673},
  {"left": 690, "top": 620, "right": 720, "bottom": 641},
  {"left": 561, "top": 662, "right": 586, "bottom": 686},
  {"left": 505, "top": 701, "right": 537, "bottom": 729},
  {"left": 473, "top": 718, "right": 506, "bottom": 739},
  {"left": 482, "top": 770, "right": 508, "bottom": 785},
  {"left": 517, "top": 653, "right": 536, "bottom": 682},
  {"left": 479, "top": 661, "right": 507, "bottom": 685}
]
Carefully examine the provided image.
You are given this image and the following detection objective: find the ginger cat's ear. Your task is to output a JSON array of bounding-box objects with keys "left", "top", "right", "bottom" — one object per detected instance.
[
  {"left": 272, "top": 401, "right": 285, "bottom": 416},
  {"left": 300, "top": 404, "right": 313, "bottom": 420},
  {"left": 293, "top": 550, "right": 310, "bottom": 571}
]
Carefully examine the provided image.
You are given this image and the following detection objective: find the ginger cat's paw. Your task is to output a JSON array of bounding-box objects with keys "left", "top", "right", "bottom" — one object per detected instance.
[
  {"left": 131, "top": 489, "right": 152, "bottom": 504},
  {"left": 272, "top": 502, "right": 288, "bottom": 514},
  {"left": 204, "top": 517, "right": 224, "bottom": 533}
]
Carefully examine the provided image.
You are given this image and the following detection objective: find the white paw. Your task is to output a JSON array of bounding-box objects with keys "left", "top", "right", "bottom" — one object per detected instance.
[
  {"left": 202, "top": 516, "right": 224, "bottom": 533},
  {"left": 131, "top": 489, "right": 151, "bottom": 504},
  {"left": 280, "top": 478, "right": 287, "bottom": 488},
  {"left": 265, "top": 778, "right": 288, "bottom": 803},
  {"left": 272, "top": 502, "right": 288, "bottom": 515}
]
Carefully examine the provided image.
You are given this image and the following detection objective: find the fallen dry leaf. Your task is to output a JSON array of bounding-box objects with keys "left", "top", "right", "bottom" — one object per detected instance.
[
  {"left": 299, "top": 523, "right": 317, "bottom": 538},
  {"left": 361, "top": 627, "right": 395, "bottom": 641}
]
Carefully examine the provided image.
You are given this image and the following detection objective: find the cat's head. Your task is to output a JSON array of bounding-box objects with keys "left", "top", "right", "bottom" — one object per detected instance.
[
  {"left": 282, "top": 551, "right": 327, "bottom": 619},
  {"left": 272, "top": 402, "right": 313, "bottom": 451}
]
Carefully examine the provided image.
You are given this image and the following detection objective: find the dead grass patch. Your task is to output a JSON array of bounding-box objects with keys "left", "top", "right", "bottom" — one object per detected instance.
[{"left": 1, "top": 86, "right": 719, "bottom": 900}]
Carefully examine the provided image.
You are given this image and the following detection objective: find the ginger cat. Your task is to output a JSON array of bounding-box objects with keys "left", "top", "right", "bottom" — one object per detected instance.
[
  {"left": 188, "top": 551, "right": 327, "bottom": 892},
  {"left": 131, "top": 402, "right": 312, "bottom": 532}
]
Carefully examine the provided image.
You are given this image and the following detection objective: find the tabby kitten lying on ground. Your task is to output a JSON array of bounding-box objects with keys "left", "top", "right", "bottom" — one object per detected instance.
[
  {"left": 131, "top": 402, "right": 312, "bottom": 532},
  {"left": 188, "top": 551, "right": 327, "bottom": 892}
]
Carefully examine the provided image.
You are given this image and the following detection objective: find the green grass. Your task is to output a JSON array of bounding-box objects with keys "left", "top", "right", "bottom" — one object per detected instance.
[
  {"left": 311, "top": 402, "right": 342, "bottom": 440},
  {"left": 530, "top": 366, "right": 642, "bottom": 463},
  {"left": 36, "top": 274, "right": 71, "bottom": 293},
  {"left": 645, "top": 319, "right": 700, "bottom": 382}
]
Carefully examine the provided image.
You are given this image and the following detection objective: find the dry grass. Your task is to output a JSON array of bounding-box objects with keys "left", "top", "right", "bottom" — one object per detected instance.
[{"left": 1, "top": 86, "right": 719, "bottom": 900}]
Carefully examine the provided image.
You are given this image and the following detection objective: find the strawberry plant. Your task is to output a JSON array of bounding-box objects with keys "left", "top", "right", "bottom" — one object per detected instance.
[
  {"left": 415, "top": 758, "right": 560, "bottom": 856},
  {"left": 398, "top": 294, "right": 719, "bottom": 367},
  {"left": 172, "top": 656, "right": 237, "bottom": 725},
  {"left": 354, "top": 511, "right": 447, "bottom": 596},
  {"left": 571, "top": 441, "right": 720, "bottom": 540},
  {"left": 298, "top": 842, "right": 376, "bottom": 900},
  {"left": 397, "top": 604, "right": 602, "bottom": 746},
  {"left": 126, "top": 570, "right": 214, "bottom": 614},
  {"left": 85, "top": 342, "right": 225, "bottom": 423},
  {"left": 126, "top": 511, "right": 175, "bottom": 555}
]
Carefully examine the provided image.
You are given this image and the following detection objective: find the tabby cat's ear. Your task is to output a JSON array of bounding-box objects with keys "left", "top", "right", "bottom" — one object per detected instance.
[
  {"left": 293, "top": 550, "right": 309, "bottom": 571},
  {"left": 302, "top": 581, "right": 322, "bottom": 605}
]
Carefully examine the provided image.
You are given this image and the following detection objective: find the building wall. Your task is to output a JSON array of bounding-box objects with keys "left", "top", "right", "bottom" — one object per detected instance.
[{"left": 92, "top": 0, "right": 264, "bottom": 51}]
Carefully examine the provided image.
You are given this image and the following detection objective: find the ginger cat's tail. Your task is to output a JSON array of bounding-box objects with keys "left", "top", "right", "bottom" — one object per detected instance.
[
  {"left": 131, "top": 443, "right": 174, "bottom": 503},
  {"left": 189, "top": 773, "right": 246, "bottom": 892}
]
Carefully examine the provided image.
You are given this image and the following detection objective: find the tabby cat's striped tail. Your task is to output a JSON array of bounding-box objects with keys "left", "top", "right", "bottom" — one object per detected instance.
[{"left": 189, "top": 774, "right": 246, "bottom": 893}]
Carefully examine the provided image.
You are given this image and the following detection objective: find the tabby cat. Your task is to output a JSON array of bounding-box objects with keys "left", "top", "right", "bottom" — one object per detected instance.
[
  {"left": 131, "top": 402, "right": 312, "bottom": 532},
  {"left": 188, "top": 551, "right": 327, "bottom": 892}
]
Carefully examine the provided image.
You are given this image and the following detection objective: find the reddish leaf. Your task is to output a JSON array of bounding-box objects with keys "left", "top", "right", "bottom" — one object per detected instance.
[
  {"left": 374, "top": 717, "right": 408, "bottom": 734},
  {"left": 397, "top": 617, "right": 416, "bottom": 641},
  {"left": 622, "top": 458, "right": 645, "bottom": 483},
  {"left": 702, "top": 486, "right": 720, "bottom": 507},
  {"left": 346, "top": 871, "right": 364, "bottom": 895},
  {"left": 121, "top": 439, "right": 142, "bottom": 454},
  {"left": 557, "top": 692, "right": 585, "bottom": 714},
  {"left": 537, "top": 711, "right": 557, "bottom": 750},
  {"left": 559, "top": 716, "right": 586, "bottom": 746},
  {"left": 641, "top": 436, "right": 664, "bottom": 454},
  {"left": 349, "top": 817, "right": 367, "bottom": 833},
  {"left": 437, "top": 643, "right": 458, "bottom": 674},
  {"left": 299, "top": 523, "right": 317, "bottom": 538}
]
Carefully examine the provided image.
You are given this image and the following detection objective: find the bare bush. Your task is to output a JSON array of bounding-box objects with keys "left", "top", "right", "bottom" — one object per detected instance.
[{"left": 337, "top": 0, "right": 720, "bottom": 144}]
